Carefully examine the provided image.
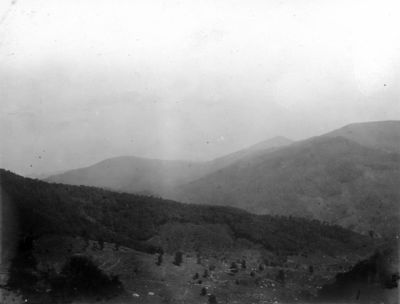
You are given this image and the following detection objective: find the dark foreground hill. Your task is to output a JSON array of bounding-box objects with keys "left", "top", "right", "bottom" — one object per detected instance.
[
  {"left": 317, "top": 245, "right": 399, "bottom": 304},
  {"left": 0, "top": 169, "right": 391, "bottom": 303},
  {"left": 1, "top": 169, "right": 372, "bottom": 259}
]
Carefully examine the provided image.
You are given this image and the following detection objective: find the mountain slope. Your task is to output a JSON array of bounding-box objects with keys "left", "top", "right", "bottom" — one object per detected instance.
[
  {"left": 174, "top": 135, "right": 400, "bottom": 237},
  {"left": 209, "top": 136, "right": 293, "bottom": 170},
  {"left": 324, "top": 120, "right": 400, "bottom": 153},
  {"left": 45, "top": 136, "right": 292, "bottom": 196},
  {"left": 208, "top": 136, "right": 293, "bottom": 174}
]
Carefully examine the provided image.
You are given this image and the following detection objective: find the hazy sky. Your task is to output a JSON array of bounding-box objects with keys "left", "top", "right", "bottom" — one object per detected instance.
[{"left": 1, "top": 0, "right": 400, "bottom": 176}]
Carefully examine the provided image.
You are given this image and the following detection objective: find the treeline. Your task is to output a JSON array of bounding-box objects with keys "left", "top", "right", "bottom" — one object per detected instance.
[{"left": 0, "top": 169, "right": 372, "bottom": 257}]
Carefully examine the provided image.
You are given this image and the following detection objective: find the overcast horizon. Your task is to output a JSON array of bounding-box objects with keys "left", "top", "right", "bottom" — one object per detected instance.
[{"left": 1, "top": 0, "right": 400, "bottom": 176}]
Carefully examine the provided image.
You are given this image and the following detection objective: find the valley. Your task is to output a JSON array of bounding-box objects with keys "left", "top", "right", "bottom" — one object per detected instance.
[{"left": 2, "top": 0, "right": 400, "bottom": 302}]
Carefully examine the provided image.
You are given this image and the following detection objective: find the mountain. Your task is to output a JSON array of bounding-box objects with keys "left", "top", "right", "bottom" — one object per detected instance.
[
  {"left": 45, "top": 156, "right": 211, "bottom": 196},
  {"left": 44, "top": 121, "right": 399, "bottom": 238},
  {"left": 45, "top": 136, "right": 293, "bottom": 196},
  {"left": 0, "top": 169, "right": 377, "bottom": 303},
  {"left": 174, "top": 121, "right": 400, "bottom": 237},
  {"left": 324, "top": 120, "right": 400, "bottom": 153},
  {"left": 26, "top": 169, "right": 66, "bottom": 180}
]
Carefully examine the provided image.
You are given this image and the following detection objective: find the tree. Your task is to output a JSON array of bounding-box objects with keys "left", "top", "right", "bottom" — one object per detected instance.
[
  {"left": 276, "top": 269, "right": 285, "bottom": 285},
  {"left": 173, "top": 251, "right": 183, "bottom": 266},
  {"left": 200, "top": 287, "right": 207, "bottom": 296},
  {"left": 230, "top": 262, "right": 239, "bottom": 274},
  {"left": 156, "top": 253, "right": 163, "bottom": 266}
]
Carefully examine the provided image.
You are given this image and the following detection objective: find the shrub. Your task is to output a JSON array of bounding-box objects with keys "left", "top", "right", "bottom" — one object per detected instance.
[
  {"left": 53, "top": 256, "right": 122, "bottom": 298},
  {"left": 208, "top": 294, "right": 218, "bottom": 304}
]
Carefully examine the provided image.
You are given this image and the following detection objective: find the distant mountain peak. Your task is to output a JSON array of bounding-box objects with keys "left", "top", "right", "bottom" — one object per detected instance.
[{"left": 324, "top": 120, "right": 400, "bottom": 153}]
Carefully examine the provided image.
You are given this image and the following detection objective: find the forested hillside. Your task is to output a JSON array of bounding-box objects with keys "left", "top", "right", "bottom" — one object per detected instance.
[{"left": 1, "top": 169, "right": 372, "bottom": 256}]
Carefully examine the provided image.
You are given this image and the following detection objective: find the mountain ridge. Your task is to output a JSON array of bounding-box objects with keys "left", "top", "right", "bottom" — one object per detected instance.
[
  {"left": 44, "top": 120, "right": 400, "bottom": 237},
  {"left": 45, "top": 135, "right": 293, "bottom": 195},
  {"left": 174, "top": 134, "right": 400, "bottom": 237},
  {"left": 323, "top": 120, "right": 400, "bottom": 153}
]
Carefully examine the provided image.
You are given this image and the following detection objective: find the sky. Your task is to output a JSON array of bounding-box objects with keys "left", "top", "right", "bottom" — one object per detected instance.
[{"left": 0, "top": 0, "right": 400, "bottom": 176}]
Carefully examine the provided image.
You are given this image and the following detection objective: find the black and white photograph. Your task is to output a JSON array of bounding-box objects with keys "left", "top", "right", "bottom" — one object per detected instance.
[{"left": 0, "top": 0, "right": 399, "bottom": 303}]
